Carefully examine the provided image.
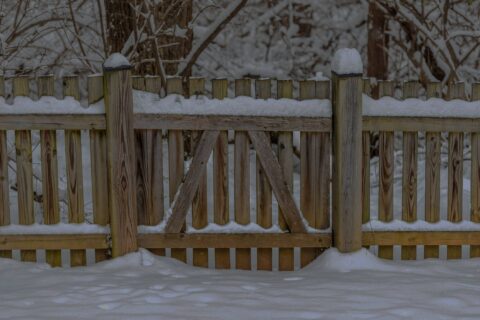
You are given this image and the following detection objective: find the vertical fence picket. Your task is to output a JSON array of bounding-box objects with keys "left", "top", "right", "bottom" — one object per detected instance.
[
  {"left": 447, "top": 82, "right": 465, "bottom": 259},
  {"left": 0, "top": 75, "right": 10, "bottom": 259},
  {"left": 471, "top": 83, "right": 480, "bottom": 258},
  {"left": 63, "top": 76, "right": 86, "bottom": 266},
  {"left": 38, "top": 75, "right": 61, "bottom": 267},
  {"left": 401, "top": 81, "right": 419, "bottom": 260},
  {"left": 136, "top": 76, "right": 164, "bottom": 256},
  {"left": 189, "top": 78, "right": 208, "bottom": 267},
  {"left": 362, "top": 78, "right": 371, "bottom": 229},
  {"left": 234, "top": 79, "right": 252, "bottom": 270},
  {"left": 255, "top": 79, "right": 273, "bottom": 270},
  {"left": 88, "top": 75, "right": 110, "bottom": 262},
  {"left": 212, "top": 79, "right": 230, "bottom": 269},
  {"left": 315, "top": 80, "right": 331, "bottom": 234},
  {"left": 424, "top": 82, "right": 442, "bottom": 259},
  {"left": 377, "top": 80, "right": 395, "bottom": 259},
  {"left": 299, "top": 80, "right": 318, "bottom": 267},
  {"left": 167, "top": 77, "right": 187, "bottom": 263},
  {"left": 13, "top": 76, "right": 36, "bottom": 262},
  {"left": 277, "top": 80, "right": 294, "bottom": 271},
  {"left": 132, "top": 76, "right": 146, "bottom": 91}
]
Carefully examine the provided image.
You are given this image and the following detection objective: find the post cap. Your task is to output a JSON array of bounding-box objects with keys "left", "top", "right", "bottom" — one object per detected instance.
[
  {"left": 103, "top": 53, "right": 132, "bottom": 71},
  {"left": 331, "top": 48, "right": 363, "bottom": 76}
]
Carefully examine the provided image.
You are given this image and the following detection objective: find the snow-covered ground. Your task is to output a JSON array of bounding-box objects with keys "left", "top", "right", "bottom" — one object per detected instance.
[{"left": 1, "top": 248, "right": 480, "bottom": 319}]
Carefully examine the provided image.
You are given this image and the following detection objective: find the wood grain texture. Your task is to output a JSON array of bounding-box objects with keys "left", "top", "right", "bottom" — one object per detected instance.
[
  {"left": 299, "top": 80, "right": 320, "bottom": 266},
  {"left": 166, "top": 77, "right": 186, "bottom": 263},
  {"left": 447, "top": 83, "right": 465, "bottom": 259},
  {"left": 13, "top": 77, "right": 36, "bottom": 262},
  {"left": 0, "top": 129, "right": 10, "bottom": 259},
  {"left": 248, "top": 131, "right": 306, "bottom": 234},
  {"left": 255, "top": 79, "right": 273, "bottom": 271},
  {"left": 363, "top": 116, "right": 480, "bottom": 133},
  {"left": 471, "top": 83, "right": 480, "bottom": 258},
  {"left": 38, "top": 76, "right": 61, "bottom": 267},
  {"left": 362, "top": 79, "right": 371, "bottom": 226},
  {"left": 136, "top": 76, "right": 164, "bottom": 257},
  {"left": 212, "top": 79, "right": 230, "bottom": 269},
  {"left": 234, "top": 79, "right": 252, "bottom": 270},
  {"left": 401, "top": 81, "right": 419, "bottom": 260},
  {"left": 189, "top": 78, "right": 208, "bottom": 267},
  {"left": 0, "top": 74, "right": 10, "bottom": 258},
  {"left": 132, "top": 76, "right": 146, "bottom": 91},
  {"left": 134, "top": 114, "right": 331, "bottom": 132},
  {"left": 424, "top": 82, "right": 442, "bottom": 258},
  {"left": 277, "top": 80, "right": 294, "bottom": 271},
  {"left": 331, "top": 74, "right": 362, "bottom": 253},
  {"left": 138, "top": 233, "right": 332, "bottom": 249},
  {"left": 104, "top": 67, "right": 138, "bottom": 258},
  {"left": 88, "top": 75, "right": 110, "bottom": 262},
  {"left": 362, "top": 231, "right": 480, "bottom": 246},
  {"left": 64, "top": 76, "right": 86, "bottom": 266},
  {"left": 377, "top": 80, "right": 394, "bottom": 259},
  {"left": 165, "top": 131, "right": 220, "bottom": 233},
  {"left": 0, "top": 114, "right": 105, "bottom": 130},
  {"left": 0, "top": 234, "right": 109, "bottom": 250}
]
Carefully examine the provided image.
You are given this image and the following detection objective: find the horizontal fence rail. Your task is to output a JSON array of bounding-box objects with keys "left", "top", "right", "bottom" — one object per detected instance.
[{"left": 0, "top": 71, "right": 479, "bottom": 269}]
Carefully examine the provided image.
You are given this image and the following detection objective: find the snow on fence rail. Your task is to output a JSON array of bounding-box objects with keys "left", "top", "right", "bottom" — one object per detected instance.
[{"left": 0, "top": 69, "right": 479, "bottom": 270}]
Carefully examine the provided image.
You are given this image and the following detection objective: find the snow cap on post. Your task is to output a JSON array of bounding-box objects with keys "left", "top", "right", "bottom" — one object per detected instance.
[
  {"left": 331, "top": 48, "right": 363, "bottom": 76},
  {"left": 103, "top": 53, "right": 131, "bottom": 71}
]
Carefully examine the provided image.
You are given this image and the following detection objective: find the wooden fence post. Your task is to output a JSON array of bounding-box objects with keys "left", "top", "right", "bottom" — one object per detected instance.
[
  {"left": 331, "top": 64, "right": 363, "bottom": 253},
  {"left": 103, "top": 55, "right": 138, "bottom": 257}
]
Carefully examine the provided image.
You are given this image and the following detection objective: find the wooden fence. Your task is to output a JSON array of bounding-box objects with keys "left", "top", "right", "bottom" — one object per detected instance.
[{"left": 0, "top": 63, "right": 479, "bottom": 270}]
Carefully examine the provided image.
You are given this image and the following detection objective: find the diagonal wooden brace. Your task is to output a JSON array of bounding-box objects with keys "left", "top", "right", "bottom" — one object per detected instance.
[
  {"left": 165, "top": 130, "right": 220, "bottom": 233},
  {"left": 248, "top": 131, "right": 307, "bottom": 233}
]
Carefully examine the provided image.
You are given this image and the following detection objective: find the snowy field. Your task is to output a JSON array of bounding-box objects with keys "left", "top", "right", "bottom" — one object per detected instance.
[{"left": 1, "top": 248, "right": 480, "bottom": 319}]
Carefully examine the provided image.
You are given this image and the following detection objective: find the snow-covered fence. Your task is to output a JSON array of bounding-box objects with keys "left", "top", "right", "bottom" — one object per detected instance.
[
  {"left": 1, "top": 63, "right": 480, "bottom": 269},
  {"left": 362, "top": 79, "right": 480, "bottom": 260}
]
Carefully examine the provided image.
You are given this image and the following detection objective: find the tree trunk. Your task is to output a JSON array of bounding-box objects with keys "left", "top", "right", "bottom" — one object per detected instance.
[{"left": 367, "top": 0, "right": 389, "bottom": 86}]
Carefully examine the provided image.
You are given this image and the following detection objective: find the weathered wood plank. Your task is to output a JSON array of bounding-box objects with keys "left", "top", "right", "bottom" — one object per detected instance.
[
  {"left": 13, "top": 77, "right": 36, "bottom": 262},
  {"left": 331, "top": 73, "right": 362, "bottom": 252},
  {"left": 38, "top": 76, "right": 61, "bottom": 267},
  {"left": 0, "top": 76, "right": 10, "bottom": 259},
  {"left": 63, "top": 76, "right": 86, "bottom": 266},
  {"left": 212, "top": 79, "right": 230, "bottom": 269},
  {"left": 88, "top": 75, "right": 110, "bottom": 262},
  {"left": 363, "top": 231, "right": 480, "bottom": 246},
  {"left": 0, "top": 234, "right": 109, "bottom": 250},
  {"left": 234, "top": 79, "right": 251, "bottom": 270},
  {"left": 138, "top": 233, "right": 332, "bottom": 249},
  {"left": 132, "top": 76, "right": 146, "bottom": 91},
  {"left": 189, "top": 78, "right": 208, "bottom": 267},
  {"left": 299, "top": 80, "right": 319, "bottom": 266},
  {"left": 255, "top": 79, "right": 273, "bottom": 271},
  {"left": 363, "top": 117, "right": 480, "bottom": 133},
  {"left": 0, "top": 114, "right": 105, "bottom": 130},
  {"left": 401, "top": 81, "right": 419, "bottom": 260},
  {"left": 377, "top": 80, "right": 395, "bottom": 259},
  {"left": 424, "top": 82, "right": 442, "bottom": 259},
  {"left": 134, "top": 114, "right": 331, "bottom": 132},
  {"left": 165, "top": 130, "right": 220, "bottom": 233},
  {"left": 471, "top": 83, "right": 480, "bottom": 258},
  {"left": 248, "top": 131, "right": 307, "bottom": 234},
  {"left": 104, "top": 62, "right": 138, "bottom": 258},
  {"left": 447, "top": 83, "right": 465, "bottom": 259},
  {"left": 362, "top": 79, "right": 371, "bottom": 226},
  {"left": 136, "top": 75, "right": 164, "bottom": 257},
  {"left": 277, "top": 80, "right": 294, "bottom": 271},
  {"left": 166, "top": 77, "right": 186, "bottom": 263}
]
